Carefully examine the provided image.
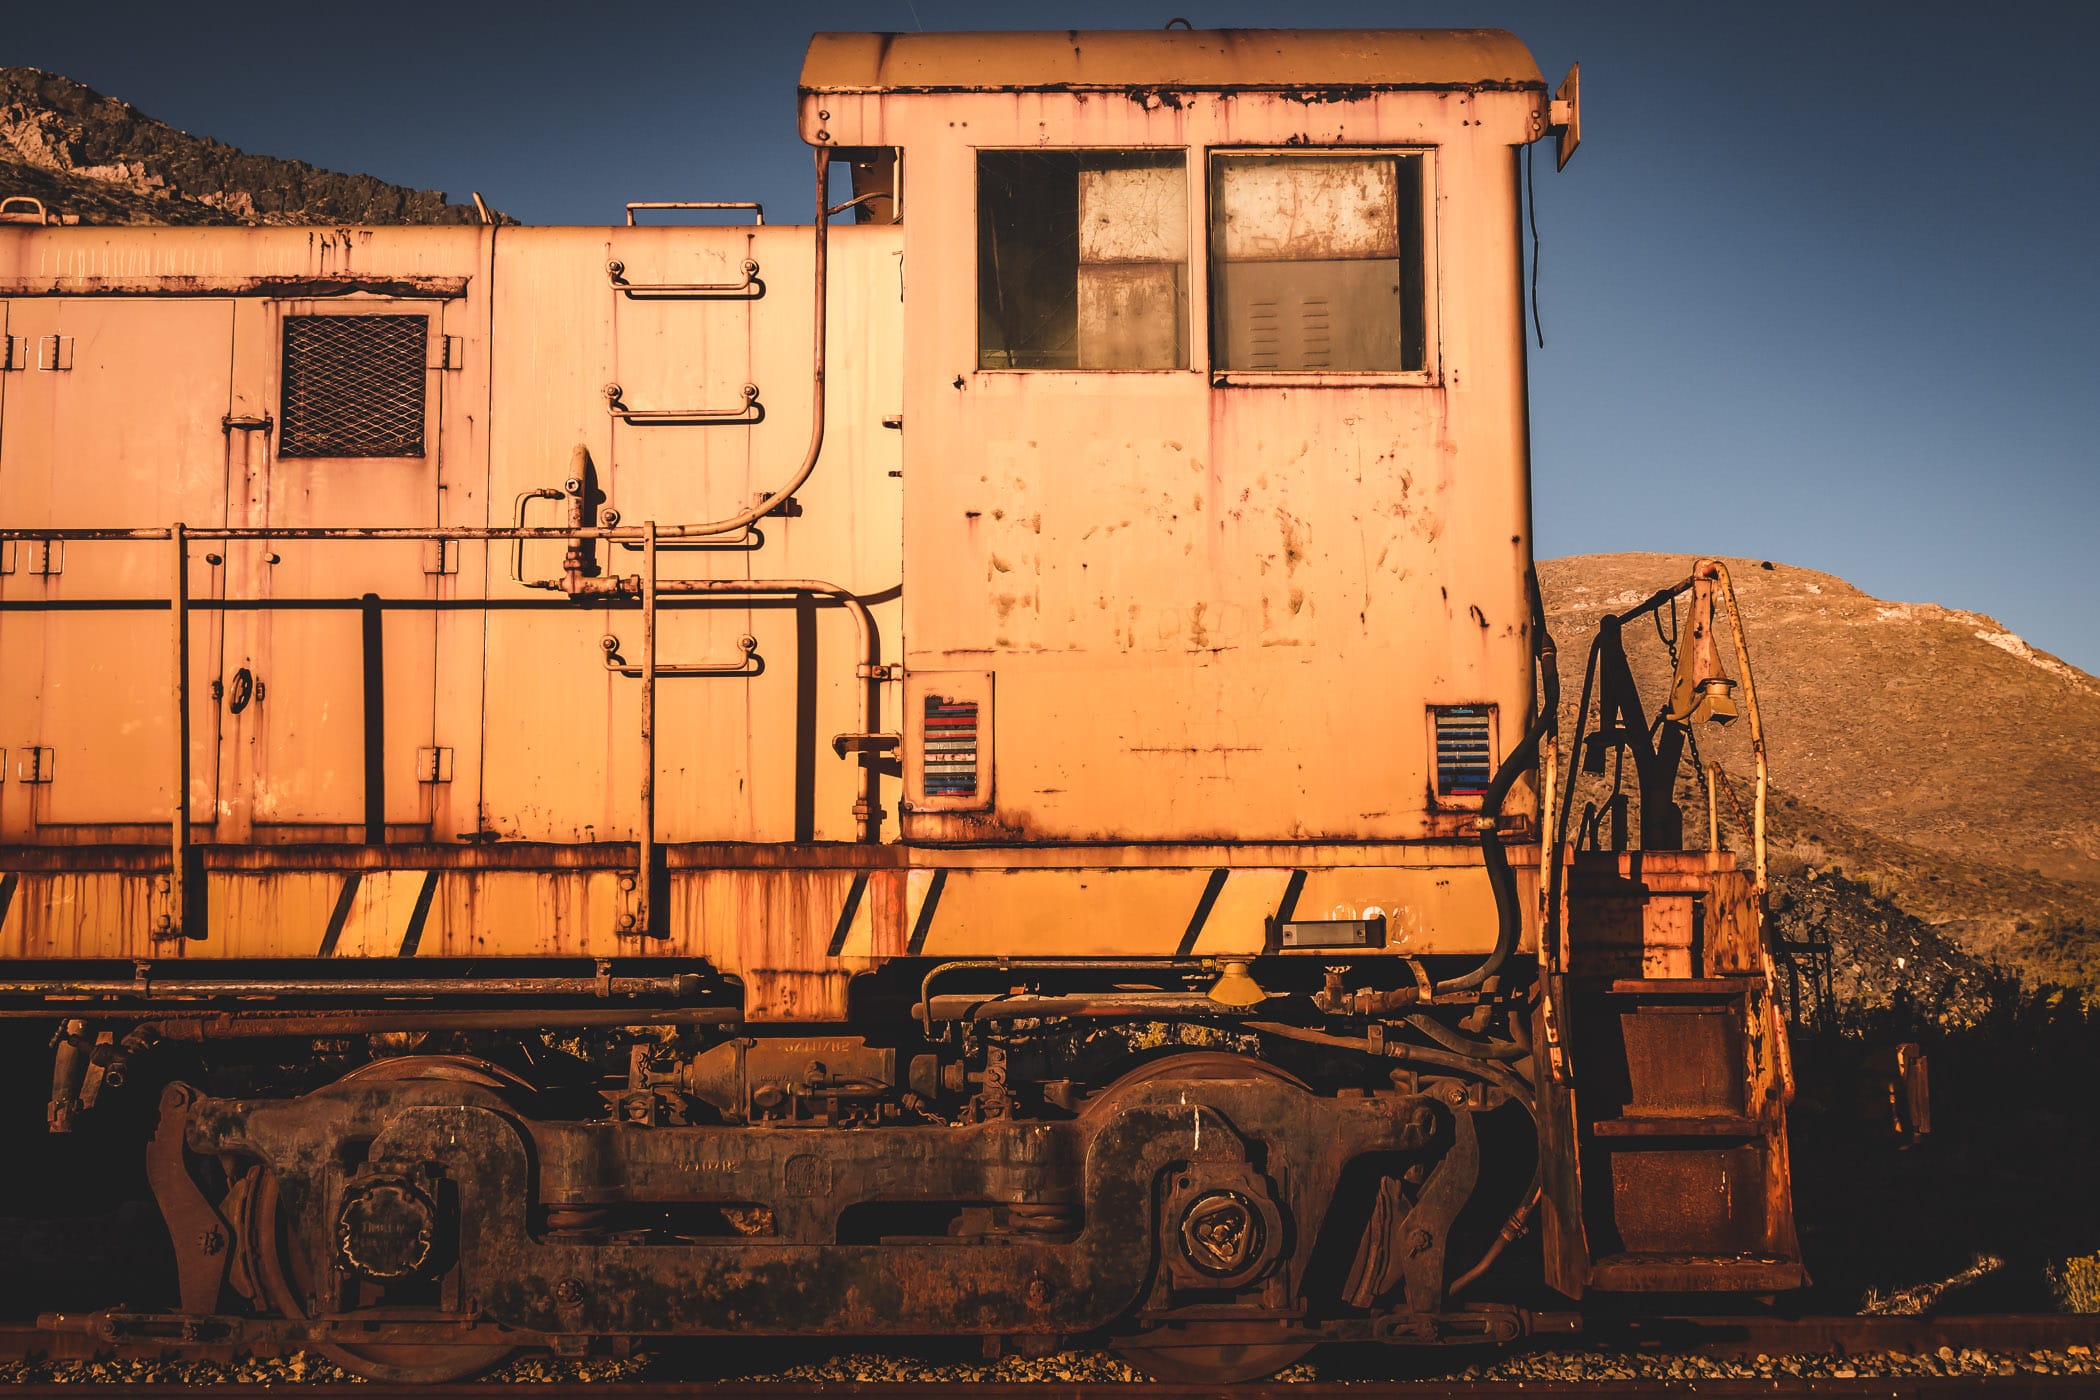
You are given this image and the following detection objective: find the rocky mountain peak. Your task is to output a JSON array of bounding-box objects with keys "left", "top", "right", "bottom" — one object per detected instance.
[{"left": 0, "top": 66, "right": 501, "bottom": 226}]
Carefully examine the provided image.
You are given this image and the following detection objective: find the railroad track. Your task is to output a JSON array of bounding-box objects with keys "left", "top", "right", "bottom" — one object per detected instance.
[
  {"left": 0, "top": 1381, "right": 2096, "bottom": 1398},
  {"left": 5, "top": 1316, "right": 2100, "bottom": 1393}
]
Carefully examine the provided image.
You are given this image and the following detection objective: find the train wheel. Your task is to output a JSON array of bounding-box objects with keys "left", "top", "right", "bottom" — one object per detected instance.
[
  {"left": 241, "top": 1056, "right": 523, "bottom": 1383},
  {"left": 1105, "top": 1053, "right": 1318, "bottom": 1384}
]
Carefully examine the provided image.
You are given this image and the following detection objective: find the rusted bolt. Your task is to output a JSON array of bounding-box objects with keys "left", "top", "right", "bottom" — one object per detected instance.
[
  {"left": 616, "top": 913, "right": 636, "bottom": 931},
  {"left": 618, "top": 875, "right": 636, "bottom": 892},
  {"left": 199, "top": 1226, "right": 225, "bottom": 1256},
  {"left": 1024, "top": 1275, "right": 1052, "bottom": 1307},
  {"left": 1405, "top": 1227, "right": 1433, "bottom": 1257},
  {"left": 555, "top": 1278, "right": 585, "bottom": 1306}
]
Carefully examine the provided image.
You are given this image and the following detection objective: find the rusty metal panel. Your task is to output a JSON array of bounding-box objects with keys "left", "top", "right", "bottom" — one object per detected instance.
[
  {"left": 889, "top": 91, "right": 1529, "bottom": 849},
  {"left": 799, "top": 28, "right": 1547, "bottom": 102},
  {"left": 223, "top": 298, "right": 445, "bottom": 834},
  {"left": 1601, "top": 1143, "right": 1772, "bottom": 1255},
  {"left": 1616, "top": 1005, "right": 1747, "bottom": 1116},
  {"left": 0, "top": 297, "right": 231, "bottom": 830},
  {"left": 479, "top": 224, "right": 902, "bottom": 846}
]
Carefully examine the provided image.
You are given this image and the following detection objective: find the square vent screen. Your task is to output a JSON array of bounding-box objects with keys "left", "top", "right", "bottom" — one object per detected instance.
[{"left": 279, "top": 314, "right": 428, "bottom": 458}]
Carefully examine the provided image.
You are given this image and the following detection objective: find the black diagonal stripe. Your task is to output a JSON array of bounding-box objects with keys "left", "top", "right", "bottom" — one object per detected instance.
[
  {"left": 0, "top": 872, "right": 18, "bottom": 934},
  {"left": 396, "top": 870, "right": 441, "bottom": 957},
  {"left": 316, "top": 871, "right": 364, "bottom": 957},
  {"left": 824, "top": 870, "right": 871, "bottom": 958},
  {"left": 1174, "top": 868, "right": 1230, "bottom": 956},
  {"left": 904, "top": 868, "right": 948, "bottom": 957},
  {"left": 1267, "top": 869, "right": 1308, "bottom": 952}
]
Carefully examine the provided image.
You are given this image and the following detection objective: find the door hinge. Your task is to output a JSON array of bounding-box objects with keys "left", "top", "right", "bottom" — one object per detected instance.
[
  {"left": 1, "top": 335, "right": 27, "bottom": 370},
  {"left": 434, "top": 334, "right": 466, "bottom": 370},
  {"left": 415, "top": 747, "right": 455, "bottom": 783},
  {"left": 2, "top": 540, "right": 63, "bottom": 576},
  {"left": 37, "top": 335, "right": 74, "bottom": 371},
  {"left": 423, "top": 539, "right": 458, "bottom": 575},
  {"left": 16, "top": 747, "right": 54, "bottom": 783}
]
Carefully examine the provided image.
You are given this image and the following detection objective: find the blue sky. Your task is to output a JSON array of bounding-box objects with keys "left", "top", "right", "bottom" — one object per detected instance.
[{"left": 12, "top": 2, "right": 2097, "bottom": 671}]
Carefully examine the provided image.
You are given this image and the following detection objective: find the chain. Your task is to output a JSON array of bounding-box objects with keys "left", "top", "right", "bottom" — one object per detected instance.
[{"left": 1653, "top": 596, "right": 1712, "bottom": 813}]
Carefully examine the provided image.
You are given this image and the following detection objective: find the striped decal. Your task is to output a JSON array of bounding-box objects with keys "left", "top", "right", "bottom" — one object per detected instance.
[
  {"left": 397, "top": 870, "right": 441, "bottom": 957},
  {"left": 904, "top": 868, "right": 949, "bottom": 955},
  {"left": 1175, "top": 868, "right": 1231, "bottom": 956},
  {"left": 825, "top": 870, "right": 871, "bottom": 957},
  {"left": 316, "top": 872, "right": 364, "bottom": 957},
  {"left": 922, "top": 695, "right": 979, "bottom": 798}
]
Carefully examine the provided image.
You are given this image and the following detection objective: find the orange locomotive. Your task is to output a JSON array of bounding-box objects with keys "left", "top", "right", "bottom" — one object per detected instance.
[{"left": 0, "top": 29, "right": 1801, "bottom": 1382}]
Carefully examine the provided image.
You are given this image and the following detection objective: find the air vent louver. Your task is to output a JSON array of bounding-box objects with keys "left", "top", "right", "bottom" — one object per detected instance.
[
  {"left": 922, "top": 696, "right": 980, "bottom": 798},
  {"left": 1434, "top": 705, "right": 1494, "bottom": 798}
]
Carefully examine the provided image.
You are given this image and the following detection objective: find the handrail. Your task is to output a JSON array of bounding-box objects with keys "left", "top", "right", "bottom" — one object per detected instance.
[
  {"left": 605, "top": 380, "right": 763, "bottom": 426},
  {"left": 162, "top": 526, "right": 190, "bottom": 940},
  {"left": 606, "top": 255, "right": 762, "bottom": 299},
  {"left": 626, "top": 201, "right": 763, "bottom": 226}
]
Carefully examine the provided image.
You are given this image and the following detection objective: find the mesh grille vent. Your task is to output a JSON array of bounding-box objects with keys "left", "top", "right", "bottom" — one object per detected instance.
[
  {"left": 1434, "top": 705, "right": 1494, "bottom": 798},
  {"left": 279, "top": 315, "right": 427, "bottom": 458},
  {"left": 923, "top": 695, "right": 980, "bottom": 798}
]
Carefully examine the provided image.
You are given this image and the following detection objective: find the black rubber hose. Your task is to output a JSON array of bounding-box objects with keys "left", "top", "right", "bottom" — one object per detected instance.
[{"left": 1435, "top": 573, "right": 1559, "bottom": 996}]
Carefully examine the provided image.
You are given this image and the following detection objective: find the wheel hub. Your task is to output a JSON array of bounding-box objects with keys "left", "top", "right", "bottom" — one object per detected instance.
[
  {"left": 1179, "top": 1190, "right": 1264, "bottom": 1276},
  {"left": 334, "top": 1174, "right": 436, "bottom": 1282}
]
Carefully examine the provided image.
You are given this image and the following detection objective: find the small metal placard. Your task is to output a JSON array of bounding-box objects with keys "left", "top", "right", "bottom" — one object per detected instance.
[{"left": 1272, "top": 915, "right": 1386, "bottom": 950}]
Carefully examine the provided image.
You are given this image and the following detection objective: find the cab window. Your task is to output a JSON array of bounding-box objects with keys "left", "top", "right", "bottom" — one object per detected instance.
[
  {"left": 977, "top": 151, "right": 1189, "bottom": 370},
  {"left": 1209, "top": 152, "right": 1427, "bottom": 373}
]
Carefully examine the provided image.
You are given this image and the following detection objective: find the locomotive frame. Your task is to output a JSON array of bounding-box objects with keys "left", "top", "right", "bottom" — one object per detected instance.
[{"left": 0, "top": 28, "right": 1803, "bottom": 1383}]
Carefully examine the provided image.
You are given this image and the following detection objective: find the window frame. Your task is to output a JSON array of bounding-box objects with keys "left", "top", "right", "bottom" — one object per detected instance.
[
  {"left": 972, "top": 146, "right": 1201, "bottom": 375},
  {"left": 1204, "top": 145, "right": 1440, "bottom": 388}
]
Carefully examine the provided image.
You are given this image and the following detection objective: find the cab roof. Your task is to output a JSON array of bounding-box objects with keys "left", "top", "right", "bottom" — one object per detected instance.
[{"left": 799, "top": 29, "right": 1545, "bottom": 96}]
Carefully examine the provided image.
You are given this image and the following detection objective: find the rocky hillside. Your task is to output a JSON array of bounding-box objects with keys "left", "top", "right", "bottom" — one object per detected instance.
[
  {"left": 0, "top": 67, "right": 497, "bottom": 226},
  {"left": 1540, "top": 554, "right": 2100, "bottom": 989}
]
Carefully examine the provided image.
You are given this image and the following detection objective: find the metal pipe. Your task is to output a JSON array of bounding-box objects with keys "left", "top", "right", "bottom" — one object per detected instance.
[
  {"left": 1434, "top": 574, "right": 1557, "bottom": 996},
  {"left": 1401, "top": 1011, "right": 1529, "bottom": 1061},
  {"left": 163, "top": 524, "right": 189, "bottom": 940},
  {"left": 629, "top": 521, "right": 659, "bottom": 935},
  {"left": 649, "top": 147, "right": 827, "bottom": 540},
  {"left": 0, "top": 973, "right": 709, "bottom": 1000},
  {"left": 917, "top": 958, "right": 1211, "bottom": 1034},
  {"left": 131, "top": 1006, "right": 742, "bottom": 1038},
  {"left": 921, "top": 992, "right": 1251, "bottom": 1022},
  {"left": 1245, "top": 1020, "right": 1537, "bottom": 1107},
  {"left": 509, "top": 487, "right": 563, "bottom": 585}
]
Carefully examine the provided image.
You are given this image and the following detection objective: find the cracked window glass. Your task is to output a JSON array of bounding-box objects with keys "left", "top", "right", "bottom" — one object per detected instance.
[
  {"left": 1210, "top": 152, "right": 1426, "bottom": 373},
  {"left": 978, "top": 151, "right": 1188, "bottom": 370}
]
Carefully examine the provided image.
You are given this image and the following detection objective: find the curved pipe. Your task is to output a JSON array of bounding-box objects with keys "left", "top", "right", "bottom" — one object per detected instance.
[
  {"left": 1401, "top": 1012, "right": 1529, "bottom": 1062},
  {"left": 1434, "top": 571, "right": 1559, "bottom": 996},
  {"left": 660, "top": 148, "right": 829, "bottom": 540}
]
